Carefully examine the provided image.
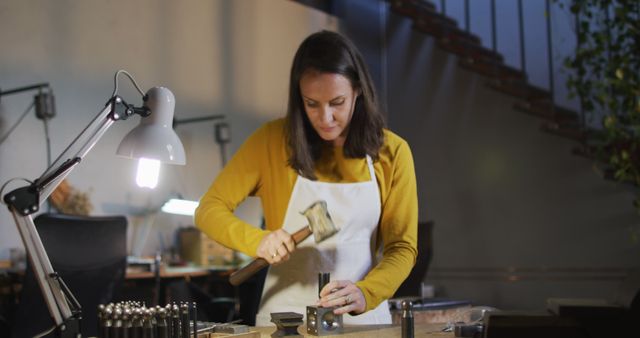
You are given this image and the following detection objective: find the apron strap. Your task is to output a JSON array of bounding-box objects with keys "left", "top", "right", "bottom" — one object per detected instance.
[{"left": 366, "top": 155, "right": 376, "bottom": 183}]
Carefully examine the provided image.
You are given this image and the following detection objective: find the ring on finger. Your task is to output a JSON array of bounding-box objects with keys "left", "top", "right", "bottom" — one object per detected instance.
[
  {"left": 271, "top": 252, "right": 278, "bottom": 259},
  {"left": 345, "top": 295, "right": 352, "bottom": 305}
]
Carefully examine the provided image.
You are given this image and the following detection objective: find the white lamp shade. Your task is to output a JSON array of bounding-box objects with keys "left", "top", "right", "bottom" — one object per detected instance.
[{"left": 116, "top": 87, "right": 186, "bottom": 165}]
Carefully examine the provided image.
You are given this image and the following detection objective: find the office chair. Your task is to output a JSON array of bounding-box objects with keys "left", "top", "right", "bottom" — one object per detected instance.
[
  {"left": 11, "top": 213, "right": 127, "bottom": 338},
  {"left": 393, "top": 221, "right": 434, "bottom": 298}
]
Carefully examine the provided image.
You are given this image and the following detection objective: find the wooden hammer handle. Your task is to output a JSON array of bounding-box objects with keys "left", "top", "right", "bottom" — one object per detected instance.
[
  {"left": 229, "top": 226, "right": 312, "bottom": 286},
  {"left": 228, "top": 257, "right": 269, "bottom": 286},
  {"left": 291, "top": 225, "right": 312, "bottom": 243}
]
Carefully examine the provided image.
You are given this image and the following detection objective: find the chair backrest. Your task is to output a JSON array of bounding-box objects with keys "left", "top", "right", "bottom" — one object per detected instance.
[
  {"left": 393, "top": 221, "right": 434, "bottom": 298},
  {"left": 11, "top": 213, "right": 127, "bottom": 338}
]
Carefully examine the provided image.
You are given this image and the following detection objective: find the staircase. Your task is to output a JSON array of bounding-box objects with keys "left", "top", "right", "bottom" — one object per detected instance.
[{"left": 389, "top": 0, "right": 601, "bottom": 160}]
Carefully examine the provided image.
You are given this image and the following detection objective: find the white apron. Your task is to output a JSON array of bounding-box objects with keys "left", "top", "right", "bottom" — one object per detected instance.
[{"left": 255, "top": 155, "right": 392, "bottom": 326}]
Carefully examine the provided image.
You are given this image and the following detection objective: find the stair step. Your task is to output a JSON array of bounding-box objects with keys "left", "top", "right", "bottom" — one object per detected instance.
[
  {"left": 412, "top": 13, "right": 458, "bottom": 39},
  {"left": 390, "top": 0, "right": 436, "bottom": 19},
  {"left": 438, "top": 39, "right": 503, "bottom": 63},
  {"left": 489, "top": 80, "right": 549, "bottom": 101},
  {"left": 413, "top": 20, "right": 450, "bottom": 38},
  {"left": 514, "top": 100, "right": 580, "bottom": 125},
  {"left": 438, "top": 27, "right": 481, "bottom": 45},
  {"left": 458, "top": 58, "right": 525, "bottom": 81}
]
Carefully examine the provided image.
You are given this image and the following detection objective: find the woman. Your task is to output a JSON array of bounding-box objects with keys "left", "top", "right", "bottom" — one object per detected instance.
[{"left": 195, "top": 30, "right": 417, "bottom": 326}]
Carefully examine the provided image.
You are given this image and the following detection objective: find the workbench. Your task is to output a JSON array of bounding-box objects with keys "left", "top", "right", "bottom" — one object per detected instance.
[{"left": 213, "top": 323, "right": 452, "bottom": 338}]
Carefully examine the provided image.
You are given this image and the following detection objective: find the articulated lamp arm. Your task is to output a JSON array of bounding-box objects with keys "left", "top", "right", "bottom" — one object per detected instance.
[{"left": 3, "top": 95, "right": 147, "bottom": 336}]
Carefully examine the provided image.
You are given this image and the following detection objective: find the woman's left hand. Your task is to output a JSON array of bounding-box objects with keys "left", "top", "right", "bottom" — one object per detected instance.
[{"left": 317, "top": 280, "right": 366, "bottom": 315}]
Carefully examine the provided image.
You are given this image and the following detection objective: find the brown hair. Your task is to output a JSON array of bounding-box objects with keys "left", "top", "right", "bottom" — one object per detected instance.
[{"left": 285, "top": 30, "right": 385, "bottom": 179}]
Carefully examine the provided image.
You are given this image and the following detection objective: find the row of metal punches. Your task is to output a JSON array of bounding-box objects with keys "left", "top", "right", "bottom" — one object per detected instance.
[{"left": 97, "top": 301, "right": 196, "bottom": 338}]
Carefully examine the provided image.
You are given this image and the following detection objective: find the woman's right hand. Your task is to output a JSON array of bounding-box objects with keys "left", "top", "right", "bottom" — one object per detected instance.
[{"left": 256, "top": 229, "right": 296, "bottom": 265}]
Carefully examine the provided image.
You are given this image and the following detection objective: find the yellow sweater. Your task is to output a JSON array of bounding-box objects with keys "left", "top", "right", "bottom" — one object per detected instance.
[{"left": 195, "top": 118, "right": 418, "bottom": 312}]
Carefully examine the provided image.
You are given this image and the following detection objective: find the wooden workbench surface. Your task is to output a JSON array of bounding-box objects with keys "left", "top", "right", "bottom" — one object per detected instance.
[{"left": 245, "top": 323, "right": 451, "bottom": 338}]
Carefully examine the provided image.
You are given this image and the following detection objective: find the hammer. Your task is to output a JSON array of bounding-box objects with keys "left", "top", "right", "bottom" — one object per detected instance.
[{"left": 229, "top": 200, "right": 339, "bottom": 286}]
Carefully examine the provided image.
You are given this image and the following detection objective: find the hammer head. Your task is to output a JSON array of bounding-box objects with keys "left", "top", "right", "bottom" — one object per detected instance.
[{"left": 301, "top": 200, "right": 339, "bottom": 243}]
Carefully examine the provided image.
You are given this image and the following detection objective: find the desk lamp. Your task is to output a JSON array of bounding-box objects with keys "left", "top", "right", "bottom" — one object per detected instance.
[{"left": 1, "top": 70, "right": 186, "bottom": 337}]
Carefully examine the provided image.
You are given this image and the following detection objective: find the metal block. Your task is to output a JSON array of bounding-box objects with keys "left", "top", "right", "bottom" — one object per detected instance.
[{"left": 306, "top": 306, "right": 343, "bottom": 336}]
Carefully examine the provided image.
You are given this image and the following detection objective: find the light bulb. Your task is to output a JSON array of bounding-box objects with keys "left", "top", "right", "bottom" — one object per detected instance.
[{"left": 136, "top": 158, "right": 160, "bottom": 189}]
